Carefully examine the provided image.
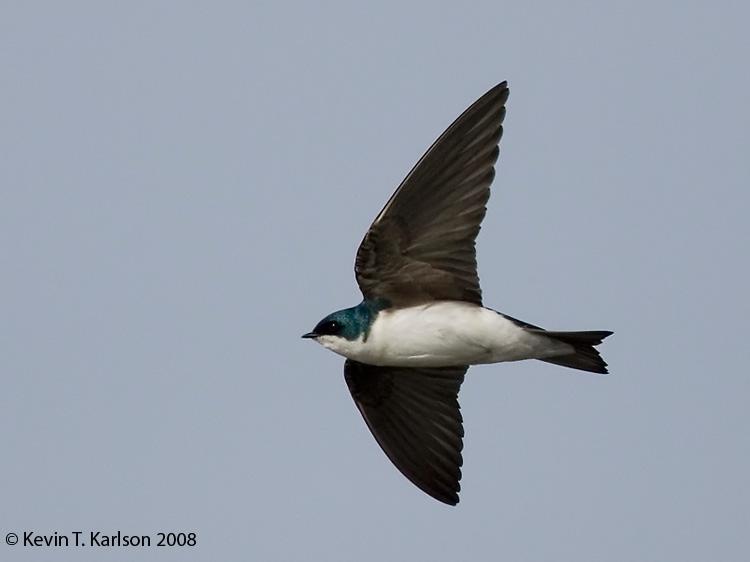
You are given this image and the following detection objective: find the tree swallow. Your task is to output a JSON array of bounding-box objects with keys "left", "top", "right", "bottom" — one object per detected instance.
[{"left": 303, "top": 81, "right": 612, "bottom": 505}]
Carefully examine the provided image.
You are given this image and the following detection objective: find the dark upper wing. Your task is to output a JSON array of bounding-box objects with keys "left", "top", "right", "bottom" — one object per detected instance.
[
  {"left": 355, "top": 82, "right": 509, "bottom": 306},
  {"left": 344, "top": 360, "right": 467, "bottom": 505}
]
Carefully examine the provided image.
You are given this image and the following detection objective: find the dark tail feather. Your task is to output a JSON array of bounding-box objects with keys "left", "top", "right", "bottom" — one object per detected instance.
[{"left": 532, "top": 330, "right": 614, "bottom": 374}]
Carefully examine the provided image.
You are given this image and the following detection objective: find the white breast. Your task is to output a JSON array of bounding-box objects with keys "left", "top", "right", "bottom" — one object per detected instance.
[{"left": 324, "top": 301, "right": 573, "bottom": 367}]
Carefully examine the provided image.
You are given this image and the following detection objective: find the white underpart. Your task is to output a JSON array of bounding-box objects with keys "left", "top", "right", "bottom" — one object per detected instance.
[{"left": 316, "top": 301, "right": 574, "bottom": 367}]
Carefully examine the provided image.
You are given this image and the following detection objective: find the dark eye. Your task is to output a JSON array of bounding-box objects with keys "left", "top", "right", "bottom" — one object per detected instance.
[{"left": 312, "top": 317, "right": 344, "bottom": 337}]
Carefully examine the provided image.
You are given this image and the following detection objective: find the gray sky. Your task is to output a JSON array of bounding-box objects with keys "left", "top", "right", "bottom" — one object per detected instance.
[{"left": 2, "top": 1, "right": 748, "bottom": 561}]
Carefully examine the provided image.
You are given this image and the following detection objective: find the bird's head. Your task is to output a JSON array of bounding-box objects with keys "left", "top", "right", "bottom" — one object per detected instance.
[
  {"left": 302, "top": 308, "right": 359, "bottom": 342},
  {"left": 302, "top": 302, "right": 380, "bottom": 355}
]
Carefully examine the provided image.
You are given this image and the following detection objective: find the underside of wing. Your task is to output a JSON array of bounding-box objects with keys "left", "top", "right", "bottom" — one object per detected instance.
[
  {"left": 344, "top": 360, "right": 467, "bottom": 505},
  {"left": 355, "top": 82, "right": 509, "bottom": 306}
]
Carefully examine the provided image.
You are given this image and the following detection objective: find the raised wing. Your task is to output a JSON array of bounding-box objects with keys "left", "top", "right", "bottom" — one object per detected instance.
[
  {"left": 344, "top": 360, "right": 467, "bottom": 505},
  {"left": 355, "top": 82, "right": 509, "bottom": 306}
]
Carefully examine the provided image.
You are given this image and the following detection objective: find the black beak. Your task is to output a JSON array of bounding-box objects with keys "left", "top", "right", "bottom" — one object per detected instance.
[{"left": 301, "top": 332, "right": 317, "bottom": 339}]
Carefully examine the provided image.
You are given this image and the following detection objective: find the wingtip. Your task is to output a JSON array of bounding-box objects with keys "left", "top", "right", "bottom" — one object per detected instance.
[
  {"left": 432, "top": 491, "right": 460, "bottom": 506},
  {"left": 487, "top": 81, "right": 509, "bottom": 106},
  {"left": 494, "top": 80, "right": 509, "bottom": 93}
]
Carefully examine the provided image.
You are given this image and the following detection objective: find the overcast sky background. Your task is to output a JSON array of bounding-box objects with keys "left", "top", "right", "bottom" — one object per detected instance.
[{"left": 2, "top": 2, "right": 748, "bottom": 561}]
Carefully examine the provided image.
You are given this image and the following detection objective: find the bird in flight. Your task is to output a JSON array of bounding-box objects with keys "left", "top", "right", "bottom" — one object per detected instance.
[{"left": 302, "top": 81, "right": 612, "bottom": 505}]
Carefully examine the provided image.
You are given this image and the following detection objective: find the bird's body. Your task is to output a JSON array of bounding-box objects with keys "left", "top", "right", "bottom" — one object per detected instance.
[
  {"left": 317, "top": 301, "right": 574, "bottom": 367},
  {"left": 303, "top": 81, "right": 612, "bottom": 505}
]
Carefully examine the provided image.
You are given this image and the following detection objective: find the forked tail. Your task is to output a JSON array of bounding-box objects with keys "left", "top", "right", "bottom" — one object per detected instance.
[{"left": 534, "top": 330, "right": 613, "bottom": 374}]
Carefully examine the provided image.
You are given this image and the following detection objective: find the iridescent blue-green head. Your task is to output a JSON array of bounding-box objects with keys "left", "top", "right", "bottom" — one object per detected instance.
[{"left": 302, "top": 299, "right": 389, "bottom": 350}]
